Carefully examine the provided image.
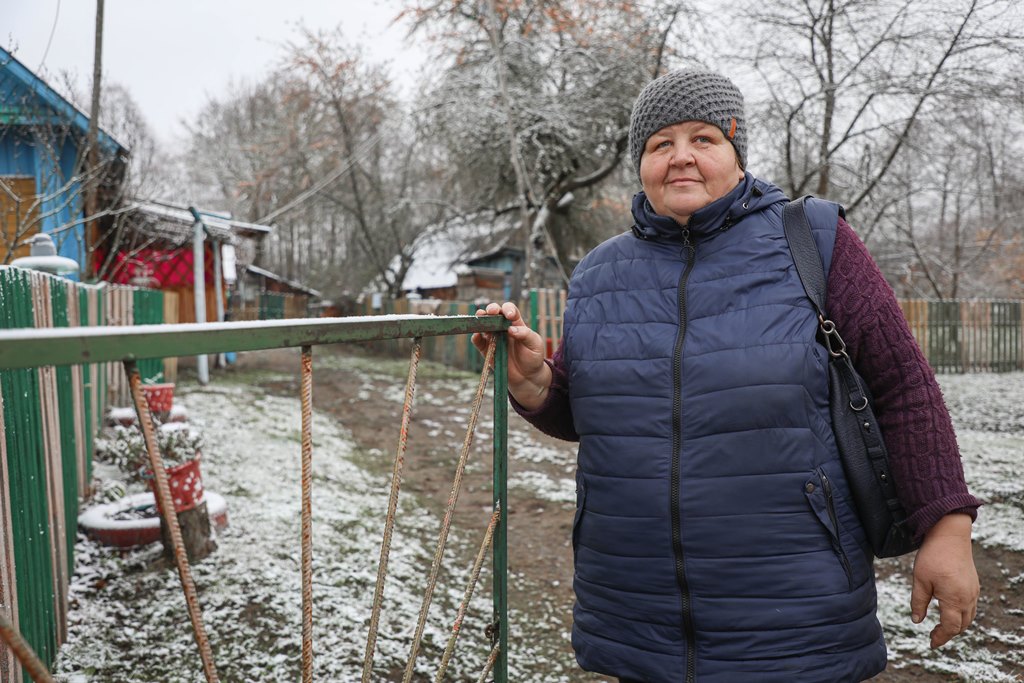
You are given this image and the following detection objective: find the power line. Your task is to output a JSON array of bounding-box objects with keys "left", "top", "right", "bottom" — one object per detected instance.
[
  {"left": 253, "top": 101, "right": 442, "bottom": 225},
  {"left": 37, "top": 0, "right": 62, "bottom": 72},
  {"left": 255, "top": 131, "right": 384, "bottom": 225}
]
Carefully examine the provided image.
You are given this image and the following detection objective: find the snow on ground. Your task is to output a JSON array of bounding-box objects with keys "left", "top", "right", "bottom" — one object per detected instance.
[
  {"left": 875, "top": 373, "right": 1024, "bottom": 681},
  {"left": 55, "top": 367, "right": 1024, "bottom": 681},
  {"left": 56, "top": 381, "right": 493, "bottom": 682}
]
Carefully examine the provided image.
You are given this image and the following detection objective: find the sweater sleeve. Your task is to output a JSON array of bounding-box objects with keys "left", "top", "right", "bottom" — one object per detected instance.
[
  {"left": 827, "top": 217, "right": 982, "bottom": 541},
  {"left": 509, "top": 341, "right": 580, "bottom": 442}
]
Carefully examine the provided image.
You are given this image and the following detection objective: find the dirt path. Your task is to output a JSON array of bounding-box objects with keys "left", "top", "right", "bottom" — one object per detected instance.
[{"left": 239, "top": 344, "right": 1024, "bottom": 683}]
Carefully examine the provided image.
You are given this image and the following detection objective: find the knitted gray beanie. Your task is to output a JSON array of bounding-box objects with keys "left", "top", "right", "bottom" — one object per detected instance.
[{"left": 628, "top": 68, "right": 746, "bottom": 179}]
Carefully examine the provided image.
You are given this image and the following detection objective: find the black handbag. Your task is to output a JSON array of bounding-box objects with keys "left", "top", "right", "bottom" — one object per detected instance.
[{"left": 783, "top": 196, "right": 920, "bottom": 558}]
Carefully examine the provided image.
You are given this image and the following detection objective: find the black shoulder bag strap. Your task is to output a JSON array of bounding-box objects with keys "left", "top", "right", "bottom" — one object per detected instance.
[
  {"left": 782, "top": 197, "right": 827, "bottom": 315},
  {"left": 783, "top": 196, "right": 870, "bottom": 413},
  {"left": 783, "top": 196, "right": 916, "bottom": 557}
]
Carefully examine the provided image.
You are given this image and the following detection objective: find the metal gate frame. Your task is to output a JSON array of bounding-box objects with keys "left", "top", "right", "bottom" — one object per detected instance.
[{"left": 0, "top": 314, "right": 510, "bottom": 682}]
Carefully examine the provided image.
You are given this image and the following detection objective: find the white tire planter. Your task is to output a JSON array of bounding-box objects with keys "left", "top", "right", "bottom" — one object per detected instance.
[{"left": 78, "top": 491, "right": 228, "bottom": 548}]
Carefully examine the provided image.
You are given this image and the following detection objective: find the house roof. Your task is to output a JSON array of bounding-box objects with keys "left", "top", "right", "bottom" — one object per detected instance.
[
  {"left": 0, "top": 46, "right": 127, "bottom": 155},
  {"left": 126, "top": 200, "right": 273, "bottom": 246},
  {"left": 243, "top": 264, "right": 322, "bottom": 298},
  {"left": 400, "top": 211, "right": 520, "bottom": 291}
]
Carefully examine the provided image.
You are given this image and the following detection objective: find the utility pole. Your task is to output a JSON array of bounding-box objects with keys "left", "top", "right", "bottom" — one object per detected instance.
[{"left": 84, "top": 0, "right": 104, "bottom": 278}]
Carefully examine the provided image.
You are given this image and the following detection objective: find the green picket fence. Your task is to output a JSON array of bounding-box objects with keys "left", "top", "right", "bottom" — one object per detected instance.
[
  {"left": 359, "top": 292, "right": 1024, "bottom": 374},
  {"left": 901, "top": 299, "right": 1024, "bottom": 373},
  {"left": 0, "top": 266, "right": 172, "bottom": 680},
  {"left": 0, "top": 311, "right": 511, "bottom": 683}
]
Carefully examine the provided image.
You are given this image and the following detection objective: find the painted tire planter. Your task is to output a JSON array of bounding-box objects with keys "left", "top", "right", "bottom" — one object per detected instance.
[
  {"left": 141, "top": 382, "right": 175, "bottom": 413},
  {"left": 149, "top": 457, "right": 204, "bottom": 515},
  {"left": 78, "top": 491, "right": 228, "bottom": 548}
]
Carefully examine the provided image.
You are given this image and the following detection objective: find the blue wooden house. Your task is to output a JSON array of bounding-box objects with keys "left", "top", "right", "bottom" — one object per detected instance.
[{"left": 0, "top": 46, "right": 127, "bottom": 277}]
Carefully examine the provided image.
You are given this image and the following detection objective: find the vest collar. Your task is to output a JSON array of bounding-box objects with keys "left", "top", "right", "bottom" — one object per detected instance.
[{"left": 631, "top": 172, "right": 783, "bottom": 242}]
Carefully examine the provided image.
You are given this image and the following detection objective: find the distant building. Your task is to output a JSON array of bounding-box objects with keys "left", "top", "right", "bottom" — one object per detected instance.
[
  {"left": 398, "top": 212, "right": 566, "bottom": 302},
  {"left": 0, "top": 46, "right": 128, "bottom": 275},
  {"left": 95, "top": 199, "right": 321, "bottom": 323},
  {"left": 237, "top": 264, "right": 322, "bottom": 319}
]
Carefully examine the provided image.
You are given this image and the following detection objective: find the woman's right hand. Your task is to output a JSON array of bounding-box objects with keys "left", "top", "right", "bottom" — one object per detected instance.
[{"left": 472, "top": 301, "right": 552, "bottom": 411}]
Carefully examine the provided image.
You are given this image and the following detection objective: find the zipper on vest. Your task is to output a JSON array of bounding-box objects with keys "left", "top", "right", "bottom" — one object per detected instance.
[
  {"left": 819, "top": 470, "right": 854, "bottom": 589},
  {"left": 672, "top": 228, "right": 698, "bottom": 683}
]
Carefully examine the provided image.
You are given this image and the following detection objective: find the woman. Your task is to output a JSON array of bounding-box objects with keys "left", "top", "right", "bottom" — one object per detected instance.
[{"left": 473, "top": 68, "right": 981, "bottom": 682}]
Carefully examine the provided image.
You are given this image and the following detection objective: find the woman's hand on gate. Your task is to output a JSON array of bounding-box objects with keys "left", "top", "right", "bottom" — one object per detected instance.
[
  {"left": 910, "top": 513, "right": 980, "bottom": 649},
  {"left": 473, "top": 302, "right": 552, "bottom": 411}
]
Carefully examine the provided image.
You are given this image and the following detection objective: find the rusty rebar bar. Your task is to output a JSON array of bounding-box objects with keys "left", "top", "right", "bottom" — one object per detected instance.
[
  {"left": 0, "top": 610, "right": 55, "bottom": 683},
  {"left": 125, "top": 361, "right": 219, "bottom": 683},
  {"left": 434, "top": 505, "right": 500, "bottom": 682},
  {"left": 475, "top": 642, "right": 501, "bottom": 683},
  {"left": 402, "top": 338, "right": 495, "bottom": 683},
  {"left": 300, "top": 345, "right": 314, "bottom": 683},
  {"left": 363, "top": 339, "right": 422, "bottom": 683}
]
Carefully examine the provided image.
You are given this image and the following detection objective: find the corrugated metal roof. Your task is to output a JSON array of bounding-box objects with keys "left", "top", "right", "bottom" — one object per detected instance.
[
  {"left": 244, "top": 264, "right": 322, "bottom": 297},
  {"left": 128, "top": 200, "right": 273, "bottom": 244}
]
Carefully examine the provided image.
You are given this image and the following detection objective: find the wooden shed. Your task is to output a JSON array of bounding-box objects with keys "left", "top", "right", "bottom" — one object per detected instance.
[
  {"left": 94, "top": 200, "right": 272, "bottom": 324},
  {"left": 235, "top": 264, "right": 322, "bottom": 320}
]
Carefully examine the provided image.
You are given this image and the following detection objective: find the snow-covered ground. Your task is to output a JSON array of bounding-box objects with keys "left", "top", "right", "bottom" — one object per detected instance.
[
  {"left": 53, "top": 367, "right": 1024, "bottom": 682},
  {"left": 874, "top": 373, "right": 1024, "bottom": 682},
  {"left": 56, "top": 378, "right": 494, "bottom": 682}
]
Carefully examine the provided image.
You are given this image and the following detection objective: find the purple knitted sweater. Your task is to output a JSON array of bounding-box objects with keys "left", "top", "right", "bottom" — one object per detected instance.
[{"left": 514, "top": 217, "right": 981, "bottom": 541}]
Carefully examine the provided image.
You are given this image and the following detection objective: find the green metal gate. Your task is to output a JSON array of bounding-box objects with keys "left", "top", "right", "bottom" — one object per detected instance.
[{"left": 0, "top": 311, "right": 511, "bottom": 682}]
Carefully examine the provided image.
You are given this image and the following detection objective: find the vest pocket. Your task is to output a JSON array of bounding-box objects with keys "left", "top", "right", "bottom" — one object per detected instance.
[
  {"left": 804, "top": 467, "right": 854, "bottom": 591},
  {"left": 572, "top": 472, "right": 587, "bottom": 555}
]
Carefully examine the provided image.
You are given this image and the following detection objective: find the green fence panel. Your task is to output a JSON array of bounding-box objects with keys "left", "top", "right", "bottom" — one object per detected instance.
[
  {"left": 259, "top": 292, "right": 286, "bottom": 320},
  {"left": 50, "top": 279, "right": 79, "bottom": 574},
  {"left": 991, "top": 301, "right": 1022, "bottom": 373},
  {"left": 78, "top": 288, "right": 94, "bottom": 484},
  {"left": 97, "top": 286, "right": 107, "bottom": 442},
  {"left": 133, "top": 288, "right": 165, "bottom": 383},
  {"left": 0, "top": 268, "right": 57, "bottom": 672},
  {"left": 927, "top": 301, "right": 961, "bottom": 373}
]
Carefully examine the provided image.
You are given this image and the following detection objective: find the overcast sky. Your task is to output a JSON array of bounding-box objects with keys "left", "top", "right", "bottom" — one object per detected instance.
[{"left": 4, "top": 0, "right": 426, "bottom": 146}]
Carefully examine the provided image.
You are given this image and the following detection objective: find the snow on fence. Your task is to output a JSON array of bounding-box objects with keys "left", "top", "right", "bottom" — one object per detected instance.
[
  {"left": 0, "top": 266, "right": 176, "bottom": 682},
  {"left": 356, "top": 289, "right": 567, "bottom": 373},
  {"left": 358, "top": 298, "right": 488, "bottom": 372}
]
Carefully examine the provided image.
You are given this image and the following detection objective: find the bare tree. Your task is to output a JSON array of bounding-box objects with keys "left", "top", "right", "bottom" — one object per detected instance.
[
  {"left": 871, "top": 103, "right": 1024, "bottom": 299},
  {"left": 732, "top": 0, "right": 1023, "bottom": 208},
  {"left": 716, "top": 0, "right": 1024, "bottom": 293},
  {"left": 179, "top": 28, "right": 448, "bottom": 299},
  {"left": 407, "top": 0, "right": 690, "bottom": 292}
]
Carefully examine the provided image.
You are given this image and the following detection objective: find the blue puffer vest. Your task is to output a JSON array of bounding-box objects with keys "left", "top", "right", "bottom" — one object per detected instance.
[{"left": 562, "top": 173, "right": 886, "bottom": 682}]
